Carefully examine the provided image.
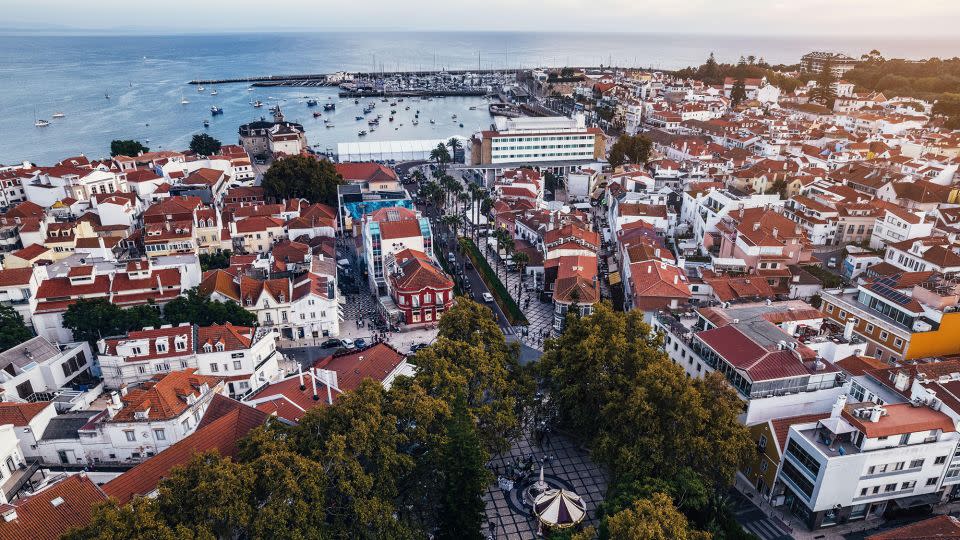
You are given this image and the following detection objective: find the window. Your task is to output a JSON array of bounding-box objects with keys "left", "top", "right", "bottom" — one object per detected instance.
[
  {"left": 182, "top": 419, "right": 191, "bottom": 431},
  {"left": 901, "top": 481, "right": 916, "bottom": 490},
  {"left": 884, "top": 483, "right": 897, "bottom": 492},
  {"left": 233, "top": 361, "right": 242, "bottom": 370},
  {"left": 860, "top": 487, "right": 868, "bottom": 496},
  {"left": 910, "top": 459, "right": 924, "bottom": 469},
  {"left": 785, "top": 440, "right": 821, "bottom": 477},
  {"left": 825, "top": 304, "right": 834, "bottom": 313},
  {"left": 758, "top": 435, "right": 767, "bottom": 451},
  {"left": 124, "top": 430, "right": 136, "bottom": 442},
  {"left": 880, "top": 331, "right": 889, "bottom": 340},
  {"left": 936, "top": 456, "right": 947, "bottom": 465},
  {"left": 209, "top": 363, "right": 219, "bottom": 372},
  {"left": 927, "top": 477, "right": 938, "bottom": 486},
  {"left": 894, "top": 338, "right": 904, "bottom": 348},
  {"left": 894, "top": 461, "right": 905, "bottom": 470},
  {"left": 156, "top": 342, "right": 167, "bottom": 353},
  {"left": 865, "top": 323, "right": 874, "bottom": 333},
  {"left": 154, "top": 429, "right": 166, "bottom": 441}
]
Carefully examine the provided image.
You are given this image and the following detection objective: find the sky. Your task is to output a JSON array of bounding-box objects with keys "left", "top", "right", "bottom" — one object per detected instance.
[{"left": 4, "top": 0, "right": 960, "bottom": 36}]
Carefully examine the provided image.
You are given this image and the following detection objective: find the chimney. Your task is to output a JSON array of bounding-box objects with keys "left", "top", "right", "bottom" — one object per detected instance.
[
  {"left": 831, "top": 394, "right": 848, "bottom": 418},
  {"left": 772, "top": 227, "right": 779, "bottom": 238},
  {"left": 298, "top": 364, "right": 305, "bottom": 390},
  {"left": 673, "top": 275, "right": 679, "bottom": 285},
  {"left": 325, "top": 370, "right": 333, "bottom": 405},
  {"left": 647, "top": 265, "right": 652, "bottom": 273},
  {"left": 843, "top": 318, "right": 856, "bottom": 341},
  {"left": 311, "top": 369, "right": 319, "bottom": 401},
  {"left": 869, "top": 406, "right": 884, "bottom": 423},
  {"left": 894, "top": 371, "right": 910, "bottom": 392}
]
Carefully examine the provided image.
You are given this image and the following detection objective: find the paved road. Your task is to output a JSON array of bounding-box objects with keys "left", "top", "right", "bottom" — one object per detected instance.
[{"left": 728, "top": 490, "right": 794, "bottom": 540}]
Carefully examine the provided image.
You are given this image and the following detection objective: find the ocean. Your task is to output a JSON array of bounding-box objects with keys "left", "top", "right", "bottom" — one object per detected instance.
[{"left": 1, "top": 31, "right": 958, "bottom": 165}]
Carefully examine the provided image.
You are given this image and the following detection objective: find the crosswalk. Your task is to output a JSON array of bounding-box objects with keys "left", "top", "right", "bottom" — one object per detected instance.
[{"left": 741, "top": 518, "right": 792, "bottom": 540}]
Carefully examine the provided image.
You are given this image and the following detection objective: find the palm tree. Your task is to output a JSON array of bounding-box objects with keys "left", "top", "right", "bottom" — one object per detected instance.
[
  {"left": 457, "top": 192, "right": 471, "bottom": 230},
  {"left": 447, "top": 137, "right": 463, "bottom": 163},
  {"left": 491, "top": 228, "right": 511, "bottom": 278},
  {"left": 430, "top": 143, "right": 451, "bottom": 172},
  {"left": 513, "top": 251, "right": 530, "bottom": 304}
]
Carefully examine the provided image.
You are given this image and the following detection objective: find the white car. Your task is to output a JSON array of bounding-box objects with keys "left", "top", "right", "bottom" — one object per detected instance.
[{"left": 482, "top": 292, "right": 494, "bottom": 303}]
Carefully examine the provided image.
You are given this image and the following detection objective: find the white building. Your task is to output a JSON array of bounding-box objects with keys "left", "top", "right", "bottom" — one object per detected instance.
[
  {"left": 0, "top": 338, "right": 94, "bottom": 403},
  {"left": 98, "top": 323, "right": 283, "bottom": 399},
  {"left": 869, "top": 207, "right": 934, "bottom": 250},
  {"left": 776, "top": 397, "right": 959, "bottom": 530},
  {"left": 681, "top": 187, "right": 783, "bottom": 248}
]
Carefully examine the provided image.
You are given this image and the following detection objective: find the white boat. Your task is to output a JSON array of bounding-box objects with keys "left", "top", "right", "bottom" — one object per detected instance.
[
  {"left": 180, "top": 91, "right": 190, "bottom": 105},
  {"left": 198, "top": 85, "right": 205, "bottom": 92},
  {"left": 52, "top": 112, "right": 65, "bottom": 119},
  {"left": 34, "top": 107, "right": 50, "bottom": 127},
  {"left": 210, "top": 89, "right": 218, "bottom": 96}
]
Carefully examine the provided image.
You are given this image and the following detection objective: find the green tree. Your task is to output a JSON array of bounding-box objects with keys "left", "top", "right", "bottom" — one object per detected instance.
[
  {"left": 537, "top": 304, "right": 751, "bottom": 486},
  {"left": 262, "top": 155, "right": 344, "bottom": 205},
  {"left": 62, "top": 298, "right": 162, "bottom": 345},
  {"left": 605, "top": 493, "right": 711, "bottom": 540},
  {"left": 512, "top": 251, "right": 530, "bottom": 304},
  {"left": 189, "top": 133, "right": 222, "bottom": 156},
  {"left": 810, "top": 59, "right": 838, "bottom": 110},
  {"left": 110, "top": 139, "right": 148, "bottom": 157},
  {"left": 155, "top": 453, "right": 253, "bottom": 539},
  {"left": 435, "top": 393, "right": 490, "bottom": 540},
  {"left": 446, "top": 137, "right": 463, "bottom": 163},
  {"left": 198, "top": 250, "right": 231, "bottom": 272},
  {"left": 161, "top": 288, "right": 256, "bottom": 327},
  {"left": 608, "top": 134, "right": 652, "bottom": 169},
  {"left": 63, "top": 497, "right": 207, "bottom": 540},
  {"left": 430, "top": 143, "right": 452, "bottom": 171},
  {"left": 0, "top": 305, "right": 33, "bottom": 352},
  {"left": 730, "top": 78, "right": 748, "bottom": 107}
]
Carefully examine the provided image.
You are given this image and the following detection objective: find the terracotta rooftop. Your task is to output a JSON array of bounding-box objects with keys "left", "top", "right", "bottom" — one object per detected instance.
[{"left": 0, "top": 474, "right": 107, "bottom": 540}]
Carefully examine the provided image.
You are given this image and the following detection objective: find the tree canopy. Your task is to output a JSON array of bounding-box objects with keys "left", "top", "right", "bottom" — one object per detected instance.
[
  {"left": 0, "top": 305, "right": 33, "bottom": 352},
  {"left": 262, "top": 155, "right": 344, "bottom": 205},
  {"left": 110, "top": 139, "right": 148, "bottom": 157},
  {"left": 162, "top": 288, "right": 257, "bottom": 327},
  {"left": 538, "top": 303, "right": 754, "bottom": 538},
  {"left": 604, "top": 493, "right": 712, "bottom": 540},
  {"left": 199, "top": 250, "right": 231, "bottom": 272},
  {"left": 62, "top": 299, "right": 163, "bottom": 345},
  {"left": 608, "top": 134, "right": 652, "bottom": 169},
  {"left": 67, "top": 300, "right": 517, "bottom": 539},
  {"left": 189, "top": 133, "right": 222, "bottom": 156}
]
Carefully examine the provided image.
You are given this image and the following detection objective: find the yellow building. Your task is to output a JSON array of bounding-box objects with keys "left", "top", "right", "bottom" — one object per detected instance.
[{"left": 742, "top": 413, "right": 829, "bottom": 498}]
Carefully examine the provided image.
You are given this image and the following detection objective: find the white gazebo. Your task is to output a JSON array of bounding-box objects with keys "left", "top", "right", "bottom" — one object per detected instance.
[{"left": 533, "top": 488, "right": 587, "bottom": 530}]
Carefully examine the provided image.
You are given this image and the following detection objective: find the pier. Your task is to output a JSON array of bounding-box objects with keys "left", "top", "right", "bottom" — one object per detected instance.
[{"left": 189, "top": 68, "right": 522, "bottom": 86}]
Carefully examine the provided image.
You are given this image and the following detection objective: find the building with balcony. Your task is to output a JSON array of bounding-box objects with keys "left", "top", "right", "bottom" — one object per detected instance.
[
  {"left": 818, "top": 273, "right": 960, "bottom": 363},
  {"left": 775, "top": 396, "right": 958, "bottom": 530}
]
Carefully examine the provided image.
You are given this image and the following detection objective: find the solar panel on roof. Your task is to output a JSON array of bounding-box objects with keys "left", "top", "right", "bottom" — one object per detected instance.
[{"left": 872, "top": 282, "right": 912, "bottom": 306}]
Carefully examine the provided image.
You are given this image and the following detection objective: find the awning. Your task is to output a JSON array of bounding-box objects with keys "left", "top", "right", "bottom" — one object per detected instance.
[
  {"left": 818, "top": 417, "right": 857, "bottom": 435},
  {"left": 891, "top": 492, "right": 941, "bottom": 509},
  {"left": 608, "top": 271, "right": 621, "bottom": 286}
]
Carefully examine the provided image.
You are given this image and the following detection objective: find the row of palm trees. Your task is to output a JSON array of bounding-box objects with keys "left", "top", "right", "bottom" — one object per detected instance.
[{"left": 417, "top": 141, "right": 531, "bottom": 305}]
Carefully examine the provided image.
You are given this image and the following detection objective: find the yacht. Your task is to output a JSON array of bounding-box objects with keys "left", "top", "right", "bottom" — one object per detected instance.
[
  {"left": 323, "top": 103, "right": 336, "bottom": 111},
  {"left": 355, "top": 116, "right": 364, "bottom": 121},
  {"left": 180, "top": 91, "right": 190, "bottom": 105},
  {"left": 210, "top": 106, "right": 224, "bottom": 115},
  {"left": 52, "top": 112, "right": 65, "bottom": 119},
  {"left": 358, "top": 130, "right": 367, "bottom": 136},
  {"left": 253, "top": 100, "right": 264, "bottom": 108},
  {"left": 197, "top": 85, "right": 205, "bottom": 92},
  {"left": 210, "top": 89, "right": 218, "bottom": 96},
  {"left": 34, "top": 118, "right": 50, "bottom": 127},
  {"left": 306, "top": 99, "right": 319, "bottom": 107}
]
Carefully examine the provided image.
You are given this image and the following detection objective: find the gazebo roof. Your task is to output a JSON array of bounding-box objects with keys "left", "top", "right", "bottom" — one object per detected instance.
[{"left": 534, "top": 489, "right": 586, "bottom": 528}]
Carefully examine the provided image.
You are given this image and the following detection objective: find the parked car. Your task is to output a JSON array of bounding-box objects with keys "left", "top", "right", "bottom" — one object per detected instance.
[
  {"left": 409, "top": 343, "right": 429, "bottom": 353},
  {"left": 353, "top": 338, "right": 367, "bottom": 349},
  {"left": 482, "top": 292, "right": 494, "bottom": 303},
  {"left": 320, "top": 338, "right": 342, "bottom": 349},
  {"left": 447, "top": 252, "right": 456, "bottom": 264},
  {"left": 464, "top": 260, "right": 473, "bottom": 270},
  {"left": 827, "top": 257, "right": 838, "bottom": 268}
]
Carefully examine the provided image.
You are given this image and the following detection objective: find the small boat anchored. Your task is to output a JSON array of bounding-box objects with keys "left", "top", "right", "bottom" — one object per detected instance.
[
  {"left": 210, "top": 106, "right": 224, "bottom": 115},
  {"left": 252, "top": 100, "right": 264, "bottom": 108},
  {"left": 358, "top": 130, "right": 367, "bottom": 136},
  {"left": 323, "top": 103, "right": 336, "bottom": 111},
  {"left": 210, "top": 88, "right": 218, "bottom": 96},
  {"left": 52, "top": 112, "right": 65, "bottom": 119},
  {"left": 306, "top": 99, "right": 319, "bottom": 107},
  {"left": 203, "top": 120, "right": 210, "bottom": 128}
]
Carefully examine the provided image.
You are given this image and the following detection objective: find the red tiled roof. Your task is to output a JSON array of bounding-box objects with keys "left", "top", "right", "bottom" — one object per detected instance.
[
  {"left": 842, "top": 403, "right": 956, "bottom": 439},
  {"left": 110, "top": 369, "right": 222, "bottom": 422},
  {"left": 0, "top": 268, "right": 34, "bottom": 288},
  {"left": 0, "top": 402, "right": 52, "bottom": 426},
  {"left": 197, "top": 323, "right": 253, "bottom": 352},
  {"left": 10, "top": 243, "right": 50, "bottom": 261},
  {"left": 247, "top": 372, "right": 340, "bottom": 423},
  {"left": 101, "top": 402, "right": 268, "bottom": 504},
  {"left": 866, "top": 515, "right": 960, "bottom": 540},
  {"left": 334, "top": 162, "right": 398, "bottom": 184},
  {"left": 0, "top": 474, "right": 107, "bottom": 540},
  {"left": 314, "top": 343, "right": 406, "bottom": 393}
]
